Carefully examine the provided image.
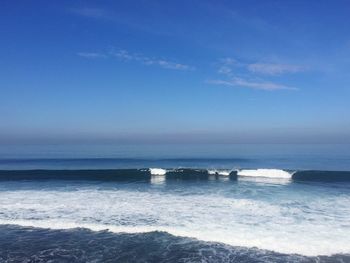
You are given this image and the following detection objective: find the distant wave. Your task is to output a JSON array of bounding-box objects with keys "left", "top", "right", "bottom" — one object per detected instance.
[
  {"left": 208, "top": 169, "right": 231, "bottom": 176},
  {"left": 0, "top": 168, "right": 349, "bottom": 182},
  {"left": 149, "top": 168, "right": 167, "bottom": 175},
  {"left": 237, "top": 169, "right": 293, "bottom": 179}
]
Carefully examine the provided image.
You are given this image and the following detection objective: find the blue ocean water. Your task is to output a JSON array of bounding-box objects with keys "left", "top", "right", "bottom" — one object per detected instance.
[
  {"left": 1, "top": 143, "right": 350, "bottom": 170},
  {"left": 0, "top": 143, "right": 349, "bottom": 262}
]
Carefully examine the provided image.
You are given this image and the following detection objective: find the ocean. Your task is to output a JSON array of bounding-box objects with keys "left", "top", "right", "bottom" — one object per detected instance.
[{"left": 0, "top": 143, "right": 349, "bottom": 262}]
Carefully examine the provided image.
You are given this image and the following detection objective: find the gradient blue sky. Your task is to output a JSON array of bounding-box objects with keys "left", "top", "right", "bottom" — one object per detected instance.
[{"left": 1, "top": 0, "right": 350, "bottom": 144}]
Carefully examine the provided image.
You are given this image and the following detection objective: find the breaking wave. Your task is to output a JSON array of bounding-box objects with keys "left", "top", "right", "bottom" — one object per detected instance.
[
  {"left": 0, "top": 168, "right": 349, "bottom": 182},
  {"left": 149, "top": 168, "right": 167, "bottom": 175},
  {"left": 237, "top": 169, "right": 293, "bottom": 179}
]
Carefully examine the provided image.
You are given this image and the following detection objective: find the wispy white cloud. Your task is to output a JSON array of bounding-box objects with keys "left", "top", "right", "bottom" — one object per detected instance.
[
  {"left": 210, "top": 57, "right": 304, "bottom": 91},
  {"left": 217, "top": 58, "right": 305, "bottom": 76},
  {"left": 110, "top": 49, "right": 136, "bottom": 61},
  {"left": 145, "top": 59, "right": 194, "bottom": 70},
  {"left": 220, "top": 57, "right": 236, "bottom": 65},
  {"left": 77, "top": 52, "right": 107, "bottom": 59},
  {"left": 209, "top": 77, "right": 296, "bottom": 91},
  {"left": 78, "top": 49, "right": 194, "bottom": 71},
  {"left": 247, "top": 63, "right": 305, "bottom": 75},
  {"left": 218, "top": 65, "right": 232, "bottom": 75},
  {"left": 109, "top": 49, "right": 194, "bottom": 70},
  {"left": 217, "top": 57, "right": 245, "bottom": 76}
]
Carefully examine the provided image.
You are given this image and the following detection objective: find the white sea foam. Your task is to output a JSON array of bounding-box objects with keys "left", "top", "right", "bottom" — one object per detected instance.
[
  {"left": 0, "top": 182, "right": 349, "bottom": 256},
  {"left": 149, "top": 168, "right": 167, "bottom": 176},
  {"left": 237, "top": 169, "right": 293, "bottom": 179},
  {"left": 207, "top": 169, "right": 230, "bottom": 176},
  {"left": 150, "top": 175, "right": 165, "bottom": 185}
]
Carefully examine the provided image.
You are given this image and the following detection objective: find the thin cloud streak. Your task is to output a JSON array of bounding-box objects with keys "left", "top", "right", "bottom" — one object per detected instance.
[
  {"left": 218, "top": 65, "right": 232, "bottom": 75},
  {"left": 218, "top": 58, "right": 305, "bottom": 76},
  {"left": 247, "top": 63, "right": 305, "bottom": 75},
  {"left": 212, "top": 57, "right": 302, "bottom": 91},
  {"left": 110, "top": 49, "right": 195, "bottom": 70},
  {"left": 77, "top": 52, "right": 107, "bottom": 59},
  {"left": 78, "top": 49, "right": 194, "bottom": 71},
  {"left": 209, "top": 78, "right": 297, "bottom": 91}
]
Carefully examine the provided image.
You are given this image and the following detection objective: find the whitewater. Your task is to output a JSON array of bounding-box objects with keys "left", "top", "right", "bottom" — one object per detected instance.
[{"left": 0, "top": 168, "right": 349, "bottom": 257}]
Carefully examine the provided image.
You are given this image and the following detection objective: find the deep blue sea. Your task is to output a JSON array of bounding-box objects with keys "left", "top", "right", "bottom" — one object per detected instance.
[{"left": 0, "top": 144, "right": 349, "bottom": 262}]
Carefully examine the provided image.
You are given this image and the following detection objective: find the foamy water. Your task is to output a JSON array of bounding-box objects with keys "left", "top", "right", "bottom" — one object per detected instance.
[
  {"left": 0, "top": 178, "right": 349, "bottom": 256},
  {"left": 208, "top": 169, "right": 231, "bottom": 176},
  {"left": 149, "top": 168, "right": 167, "bottom": 175},
  {"left": 237, "top": 169, "right": 293, "bottom": 179}
]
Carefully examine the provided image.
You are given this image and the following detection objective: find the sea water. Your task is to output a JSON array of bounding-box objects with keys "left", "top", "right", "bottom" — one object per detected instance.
[{"left": 0, "top": 143, "right": 349, "bottom": 262}]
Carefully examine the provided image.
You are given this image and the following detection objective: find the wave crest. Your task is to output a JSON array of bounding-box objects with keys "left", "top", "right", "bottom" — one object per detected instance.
[
  {"left": 207, "top": 170, "right": 231, "bottom": 176},
  {"left": 237, "top": 169, "right": 293, "bottom": 179},
  {"left": 149, "top": 168, "right": 167, "bottom": 176}
]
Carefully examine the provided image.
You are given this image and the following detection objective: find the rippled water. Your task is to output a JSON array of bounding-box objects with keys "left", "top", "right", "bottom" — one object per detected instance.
[
  {"left": 2, "top": 225, "right": 349, "bottom": 263},
  {"left": 0, "top": 177, "right": 349, "bottom": 258},
  {"left": 0, "top": 143, "right": 349, "bottom": 262}
]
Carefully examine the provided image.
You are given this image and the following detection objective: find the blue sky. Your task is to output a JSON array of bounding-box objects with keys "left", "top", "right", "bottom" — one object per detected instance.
[{"left": 1, "top": 0, "right": 350, "bottom": 144}]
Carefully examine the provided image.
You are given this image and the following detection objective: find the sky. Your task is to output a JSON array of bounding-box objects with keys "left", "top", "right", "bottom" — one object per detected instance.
[{"left": 1, "top": 0, "right": 350, "bottom": 144}]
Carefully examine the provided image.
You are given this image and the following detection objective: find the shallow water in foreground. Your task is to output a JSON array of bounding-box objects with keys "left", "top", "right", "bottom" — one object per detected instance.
[{"left": 1, "top": 224, "right": 348, "bottom": 263}]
